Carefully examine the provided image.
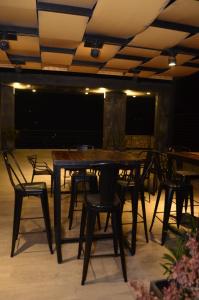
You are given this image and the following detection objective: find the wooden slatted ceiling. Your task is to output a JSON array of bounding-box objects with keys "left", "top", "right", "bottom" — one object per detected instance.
[
  {"left": 143, "top": 54, "right": 194, "bottom": 69},
  {"left": 129, "top": 27, "right": 189, "bottom": 49},
  {"left": 23, "top": 62, "right": 42, "bottom": 70},
  {"left": 158, "top": 0, "right": 199, "bottom": 27},
  {"left": 0, "top": 0, "right": 37, "bottom": 27},
  {"left": 99, "top": 68, "right": 126, "bottom": 76},
  {"left": 38, "top": 11, "right": 89, "bottom": 48},
  {"left": 161, "top": 66, "right": 199, "bottom": 77},
  {"left": 8, "top": 36, "right": 40, "bottom": 57},
  {"left": 41, "top": 52, "right": 73, "bottom": 65},
  {"left": 39, "top": 0, "right": 97, "bottom": 9},
  {"left": 86, "top": 0, "right": 169, "bottom": 38},
  {"left": 0, "top": 51, "right": 10, "bottom": 64},
  {"left": 179, "top": 33, "right": 199, "bottom": 49},
  {"left": 119, "top": 47, "right": 161, "bottom": 58},
  {"left": 68, "top": 65, "right": 99, "bottom": 73},
  {"left": 104, "top": 58, "right": 142, "bottom": 70},
  {"left": 74, "top": 43, "right": 120, "bottom": 63}
]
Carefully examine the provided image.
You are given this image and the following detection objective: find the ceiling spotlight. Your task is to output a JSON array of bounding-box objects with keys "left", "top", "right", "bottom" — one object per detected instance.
[
  {"left": 90, "top": 48, "right": 100, "bottom": 58},
  {"left": 0, "top": 40, "right": 9, "bottom": 51},
  {"left": 168, "top": 56, "right": 176, "bottom": 67}
]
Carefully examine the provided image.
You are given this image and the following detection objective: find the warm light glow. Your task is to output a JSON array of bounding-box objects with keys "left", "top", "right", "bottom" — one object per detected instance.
[
  {"left": 133, "top": 95, "right": 136, "bottom": 98},
  {"left": 85, "top": 88, "right": 89, "bottom": 91},
  {"left": 32, "top": 89, "right": 36, "bottom": 93},
  {"left": 146, "top": 92, "right": 151, "bottom": 95},
  {"left": 85, "top": 92, "right": 89, "bottom": 95},
  {"left": 26, "top": 84, "right": 31, "bottom": 88},
  {"left": 168, "top": 56, "right": 176, "bottom": 67},
  {"left": 12, "top": 82, "right": 23, "bottom": 89}
]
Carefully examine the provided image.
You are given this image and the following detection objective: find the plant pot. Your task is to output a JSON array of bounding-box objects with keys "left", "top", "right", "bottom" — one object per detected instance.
[{"left": 150, "top": 279, "right": 170, "bottom": 299}]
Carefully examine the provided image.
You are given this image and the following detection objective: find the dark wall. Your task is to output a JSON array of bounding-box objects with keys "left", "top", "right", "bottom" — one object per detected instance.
[
  {"left": 15, "top": 90, "right": 103, "bottom": 148},
  {"left": 125, "top": 96, "right": 155, "bottom": 135},
  {"left": 173, "top": 73, "right": 199, "bottom": 150}
]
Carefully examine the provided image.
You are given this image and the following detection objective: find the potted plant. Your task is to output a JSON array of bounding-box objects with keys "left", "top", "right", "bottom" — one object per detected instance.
[{"left": 129, "top": 228, "right": 199, "bottom": 299}]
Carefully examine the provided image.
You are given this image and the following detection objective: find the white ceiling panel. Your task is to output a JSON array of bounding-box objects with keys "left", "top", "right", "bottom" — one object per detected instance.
[
  {"left": 74, "top": 43, "right": 120, "bottom": 62},
  {"left": 39, "top": 11, "right": 89, "bottom": 46},
  {"left": 105, "top": 58, "right": 142, "bottom": 70},
  {"left": 158, "top": 0, "right": 199, "bottom": 27},
  {"left": 38, "top": 0, "right": 97, "bottom": 9},
  {"left": 0, "top": 0, "right": 37, "bottom": 27},
  {"left": 129, "top": 27, "right": 189, "bottom": 49},
  {"left": 41, "top": 52, "right": 73, "bottom": 65},
  {"left": 86, "top": 0, "right": 169, "bottom": 38},
  {"left": 179, "top": 33, "right": 199, "bottom": 49},
  {"left": 8, "top": 36, "right": 40, "bottom": 57},
  {"left": 119, "top": 47, "right": 161, "bottom": 58}
]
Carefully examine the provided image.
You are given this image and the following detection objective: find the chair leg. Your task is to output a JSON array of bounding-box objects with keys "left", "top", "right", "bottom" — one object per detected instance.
[
  {"left": 175, "top": 189, "right": 184, "bottom": 228},
  {"left": 161, "top": 188, "right": 173, "bottom": 245},
  {"left": 68, "top": 180, "right": 78, "bottom": 230},
  {"left": 111, "top": 211, "right": 118, "bottom": 255},
  {"left": 115, "top": 209, "right": 127, "bottom": 282},
  {"left": 149, "top": 186, "right": 162, "bottom": 232},
  {"left": 104, "top": 212, "right": 110, "bottom": 232},
  {"left": 81, "top": 209, "right": 96, "bottom": 285},
  {"left": 77, "top": 204, "right": 87, "bottom": 259},
  {"left": 40, "top": 191, "right": 53, "bottom": 254},
  {"left": 140, "top": 188, "right": 148, "bottom": 243},
  {"left": 11, "top": 194, "right": 23, "bottom": 257},
  {"left": 50, "top": 174, "right": 53, "bottom": 195}
]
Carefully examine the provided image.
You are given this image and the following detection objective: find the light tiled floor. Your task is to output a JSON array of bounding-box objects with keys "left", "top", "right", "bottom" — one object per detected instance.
[{"left": 0, "top": 149, "right": 198, "bottom": 300}]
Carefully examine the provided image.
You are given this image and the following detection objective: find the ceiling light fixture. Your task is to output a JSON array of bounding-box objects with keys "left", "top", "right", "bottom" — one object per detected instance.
[
  {"left": 90, "top": 48, "right": 100, "bottom": 58},
  {"left": 168, "top": 55, "right": 176, "bottom": 67}
]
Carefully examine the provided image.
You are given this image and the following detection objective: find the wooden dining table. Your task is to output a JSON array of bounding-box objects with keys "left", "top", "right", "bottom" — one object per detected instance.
[{"left": 52, "top": 149, "right": 144, "bottom": 263}]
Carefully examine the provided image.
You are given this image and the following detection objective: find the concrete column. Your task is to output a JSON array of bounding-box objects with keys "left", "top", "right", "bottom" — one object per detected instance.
[
  {"left": 154, "top": 88, "right": 174, "bottom": 151},
  {"left": 103, "top": 91, "right": 126, "bottom": 149},
  {"left": 0, "top": 85, "right": 15, "bottom": 150}
]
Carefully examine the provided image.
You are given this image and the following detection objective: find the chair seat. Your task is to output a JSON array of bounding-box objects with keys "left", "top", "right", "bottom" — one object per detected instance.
[
  {"left": 162, "top": 179, "right": 191, "bottom": 189},
  {"left": 176, "top": 170, "right": 199, "bottom": 180},
  {"left": 86, "top": 193, "right": 120, "bottom": 211},
  {"left": 34, "top": 169, "right": 53, "bottom": 176},
  {"left": 16, "top": 182, "right": 47, "bottom": 194}
]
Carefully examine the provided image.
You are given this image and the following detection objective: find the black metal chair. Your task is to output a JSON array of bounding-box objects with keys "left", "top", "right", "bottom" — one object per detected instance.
[
  {"left": 67, "top": 145, "right": 98, "bottom": 230},
  {"left": 149, "top": 152, "right": 194, "bottom": 245},
  {"left": 27, "top": 154, "right": 54, "bottom": 194},
  {"left": 77, "top": 163, "right": 127, "bottom": 285},
  {"left": 3, "top": 151, "right": 53, "bottom": 257},
  {"left": 104, "top": 154, "right": 154, "bottom": 254}
]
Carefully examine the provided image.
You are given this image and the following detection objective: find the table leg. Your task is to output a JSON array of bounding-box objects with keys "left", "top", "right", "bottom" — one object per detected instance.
[{"left": 54, "top": 166, "right": 62, "bottom": 263}]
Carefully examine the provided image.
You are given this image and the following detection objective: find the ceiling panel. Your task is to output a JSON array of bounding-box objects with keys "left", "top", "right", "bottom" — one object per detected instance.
[
  {"left": 158, "top": 0, "right": 199, "bottom": 27},
  {"left": 119, "top": 47, "right": 161, "bottom": 58},
  {"left": 69, "top": 65, "right": 99, "bottom": 73},
  {"left": 142, "top": 53, "right": 194, "bottom": 69},
  {"left": 0, "top": 51, "right": 10, "bottom": 64},
  {"left": 41, "top": 52, "right": 73, "bottom": 65},
  {"left": 129, "top": 26, "right": 189, "bottom": 49},
  {"left": 0, "top": 0, "right": 37, "bottom": 27},
  {"left": 23, "top": 62, "right": 42, "bottom": 70},
  {"left": 179, "top": 33, "right": 199, "bottom": 49},
  {"left": 161, "top": 66, "right": 199, "bottom": 77},
  {"left": 0, "top": 0, "right": 198, "bottom": 79},
  {"left": 104, "top": 58, "right": 142, "bottom": 70},
  {"left": 38, "top": 11, "right": 89, "bottom": 47},
  {"left": 8, "top": 36, "right": 40, "bottom": 57},
  {"left": 38, "top": 0, "right": 97, "bottom": 8},
  {"left": 74, "top": 43, "right": 120, "bottom": 63},
  {"left": 86, "top": 0, "right": 169, "bottom": 38}
]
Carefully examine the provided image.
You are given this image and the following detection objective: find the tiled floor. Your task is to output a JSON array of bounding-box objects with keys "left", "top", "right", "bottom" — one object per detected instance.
[{"left": 0, "top": 149, "right": 198, "bottom": 300}]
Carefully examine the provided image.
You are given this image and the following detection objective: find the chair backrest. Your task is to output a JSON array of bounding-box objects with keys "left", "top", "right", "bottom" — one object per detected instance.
[
  {"left": 2, "top": 151, "right": 27, "bottom": 190},
  {"left": 98, "top": 163, "right": 120, "bottom": 204},
  {"left": 27, "top": 154, "right": 37, "bottom": 170}
]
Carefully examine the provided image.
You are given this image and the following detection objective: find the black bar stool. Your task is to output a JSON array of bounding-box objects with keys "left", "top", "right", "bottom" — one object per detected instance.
[
  {"left": 3, "top": 151, "right": 53, "bottom": 257},
  {"left": 77, "top": 163, "right": 127, "bottom": 285}
]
